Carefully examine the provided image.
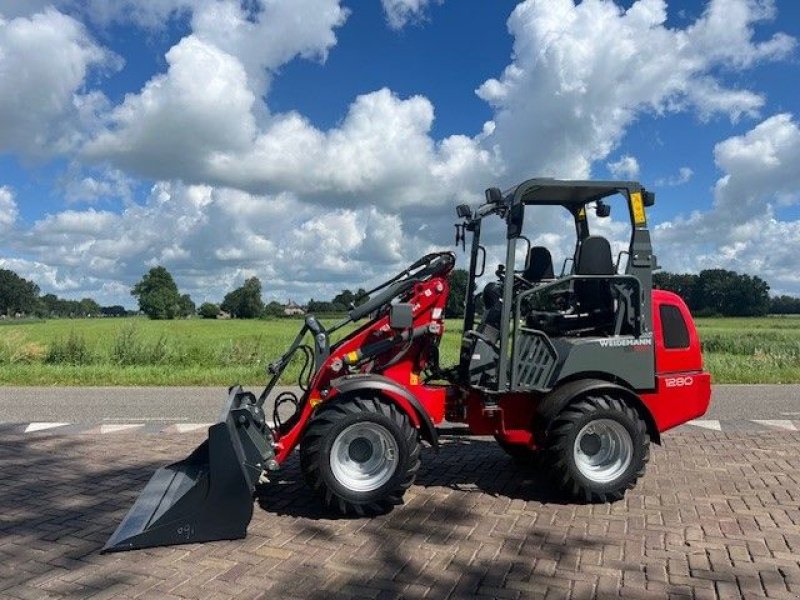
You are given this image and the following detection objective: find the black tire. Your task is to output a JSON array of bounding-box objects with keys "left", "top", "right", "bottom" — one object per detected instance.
[
  {"left": 545, "top": 394, "right": 649, "bottom": 503},
  {"left": 300, "top": 395, "right": 421, "bottom": 516}
]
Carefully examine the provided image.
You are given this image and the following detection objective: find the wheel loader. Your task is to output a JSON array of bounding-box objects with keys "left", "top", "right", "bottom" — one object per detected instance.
[{"left": 104, "top": 178, "right": 711, "bottom": 552}]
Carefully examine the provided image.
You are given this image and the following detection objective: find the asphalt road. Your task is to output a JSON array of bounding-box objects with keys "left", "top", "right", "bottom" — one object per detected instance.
[{"left": 0, "top": 383, "right": 798, "bottom": 423}]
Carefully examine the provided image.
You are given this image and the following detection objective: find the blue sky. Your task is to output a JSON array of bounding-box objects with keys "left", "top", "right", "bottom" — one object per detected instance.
[{"left": 1, "top": 0, "right": 799, "bottom": 306}]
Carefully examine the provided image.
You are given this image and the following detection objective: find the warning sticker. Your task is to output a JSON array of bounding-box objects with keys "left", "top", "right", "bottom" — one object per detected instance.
[{"left": 630, "top": 192, "right": 646, "bottom": 226}]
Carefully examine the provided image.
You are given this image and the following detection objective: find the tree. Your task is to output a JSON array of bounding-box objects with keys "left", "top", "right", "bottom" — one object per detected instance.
[
  {"left": 445, "top": 269, "right": 469, "bottom": 318},
  {"left": 78, "top": 298, "right": 101, "bottom": 317},
  {"left": 221, "top": 277, "right": 264, "bottom": 318},
  {"left": 654, "top": 269, "right": 770, "bottom": 317},
  {"left": 264, "top": 301, "right": 285, "bottom": 317},
  {"left": 101, "top": 305, "right": 128, "bottom": 317},
  {"left": 199, "top": 302, "right": 220, "bottom": 319},
  {"left": 653, "top": 272, "right": 699, "bottom": 309},
  {"left": 178, "top": 294, "right": 196, "bottom": 318},
  {"left": 131, "top": 266, "right": 182, "bottom": 320},
  {"left": 332, "top": 289, "right": 355, "bottom": 311},
  {"left": 38, "top": 293, "right": 60, "bottom": 317},
  {"left": 694, "top": 269, "right": 770, "bottom": 317},
  {"left": 770, "top": 295, "right": 800, "bottom": 315},
  {"left": 307, "top": 299, "right": 336, "bottom": 313},
  {"left": 0, "top": 269, "right": 40, "bottom": 316}
]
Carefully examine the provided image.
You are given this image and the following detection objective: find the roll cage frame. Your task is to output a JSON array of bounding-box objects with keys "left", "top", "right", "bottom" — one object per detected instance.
[{"left": 457, "top": 178, "right": 657, "bottom": 392}]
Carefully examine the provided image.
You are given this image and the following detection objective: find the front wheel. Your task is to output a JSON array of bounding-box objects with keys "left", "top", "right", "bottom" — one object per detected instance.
[
  {"left": 300, "top": 396, "right": 421, "bottom": 516},
  {"left": 545, "top": 394, "right": 649, "bottom": 503}
]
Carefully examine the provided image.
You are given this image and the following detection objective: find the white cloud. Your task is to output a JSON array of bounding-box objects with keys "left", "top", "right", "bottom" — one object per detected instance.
[
  {"left": 208, "top": 88, "right": 499, "bottom": 207},
  {"left": 61, "top": 167, "right": 134, "bottom": 204},
  {"left": 83, "top": 0, "right": 795, "bottom": 199},
  {"left": 77, "top": 0, "right": 195, "bottom": 29},
  {"left": 0, "top": 8, "right": 118, "bottom": 157},
  {"left": 0, "top": 1, "right": 193, "bottom": 29},
  {"left": 477, "top": 0, "right": 794, "bottom": 182},
  {"left": 3, "top": 0, "right": 800, "bottom": 302},
  {"left": 4, "top": 182, "right": 428, "bottom": 305},
  {"left": 655, "top": 167, "right": 693, "bottom": 187},
  {"left": 656, "top": 113, "right": 800, "bottom": 290},
  {"left": 0, "top": 257, "right": 84, "bottom": 293},
  {"left": 713, "top": 113, "right": 800, "bottom": 219},
  {"left": 85, "top": 35, "right": 258, "bottom": 179},
  {"left": 607, "top": 155, "right": 640, "bottom": 179},
  {"left": 189, "top": 0, "right": 348, "bottom": 93},
  {"left": 381, "top": 0, "right": 441, "bottom": 29},
  {"left": 0, "top": 186, "right": 18, "bottom": 232}
]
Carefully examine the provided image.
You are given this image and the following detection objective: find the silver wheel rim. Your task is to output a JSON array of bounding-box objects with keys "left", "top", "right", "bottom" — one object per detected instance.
[
  {"left": 573, "top": 418, "right": 633, "bottom": 483},
  {"left": 330, "top": 422, "right": 399, "bottom": 492}
]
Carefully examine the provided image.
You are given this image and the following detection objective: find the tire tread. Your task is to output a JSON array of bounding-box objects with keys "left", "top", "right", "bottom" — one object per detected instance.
[
  {"left": 545, "top": 393, "right": 649, "bottom": 503},
  {"left": 300, "top": 394, "right": 421, "bottom": 516}
]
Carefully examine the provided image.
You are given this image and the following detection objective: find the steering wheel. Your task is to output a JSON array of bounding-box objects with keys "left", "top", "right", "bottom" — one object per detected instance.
[{"left": 513, "top": 272, "right": 535, "bottom": 291}]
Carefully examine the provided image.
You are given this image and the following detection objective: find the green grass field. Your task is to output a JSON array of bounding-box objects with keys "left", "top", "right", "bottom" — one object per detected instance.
[{"left": 0, "top": 315, "right": 796, "bottom": 385}]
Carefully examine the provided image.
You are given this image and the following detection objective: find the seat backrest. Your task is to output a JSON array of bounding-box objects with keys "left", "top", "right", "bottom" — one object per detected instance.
[
  {"left": 523, "top": 246, "right": 554, "bottom": 282},
  {"left": 574, "top": 236, "right": 614, "bottom": 314},
  {"left": 575, "top": 236, "right": 614, "bottom": 276}
]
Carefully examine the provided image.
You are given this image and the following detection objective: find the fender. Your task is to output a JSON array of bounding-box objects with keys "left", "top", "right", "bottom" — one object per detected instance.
[
  {"left": 536, "top": 378, "right": 661, "bottom": 445},
  {"left": 329, "top": 374, "right": 439, "bottom": 448}
]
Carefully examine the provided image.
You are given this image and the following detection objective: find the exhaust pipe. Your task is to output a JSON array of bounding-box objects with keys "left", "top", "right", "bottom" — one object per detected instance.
[{"left": 102, "top": 386, "right": 274, "bottom": 553}]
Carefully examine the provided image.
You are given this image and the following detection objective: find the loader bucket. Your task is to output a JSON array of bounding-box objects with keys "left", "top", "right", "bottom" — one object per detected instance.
[{"left": 102, "top": 386, "right": 275, "bottom": 553}]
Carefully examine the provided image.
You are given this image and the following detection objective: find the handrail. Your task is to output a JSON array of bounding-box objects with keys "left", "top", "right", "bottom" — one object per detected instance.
[{"left": 513, "top": 273, "right": 643, "bottom": 340}]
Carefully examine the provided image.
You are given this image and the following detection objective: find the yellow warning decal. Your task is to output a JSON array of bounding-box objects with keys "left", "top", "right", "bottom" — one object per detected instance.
[
  {"left": 577, "top": 207, "right": 586, "bottom": 220},
  {"left": 409, "top": 373, "right": 419, "bottom": 386},
  {"left": 630, "top": 192, "right": 646, "bottom": 226}
]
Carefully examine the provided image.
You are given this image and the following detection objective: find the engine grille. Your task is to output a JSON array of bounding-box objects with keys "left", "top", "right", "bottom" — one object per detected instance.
[{"left": 512, "top": 328, "right": 558, "bottom": 391}]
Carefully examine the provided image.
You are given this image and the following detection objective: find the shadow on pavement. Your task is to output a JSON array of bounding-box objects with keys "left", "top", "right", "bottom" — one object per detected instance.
[
  {"left": 252, "top": 437, "right": 620, "bottom": 599},
  {"left": 257, "top": 436, "right": 572, "bottom": 520},
  {"left": 0, "top": 432, "right": 179, "bottom": 598},
  {"left": 5, "top": 430, "right": 795, "bottom": 599}
]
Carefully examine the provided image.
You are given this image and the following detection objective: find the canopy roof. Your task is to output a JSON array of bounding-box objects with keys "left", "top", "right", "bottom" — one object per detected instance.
[{"left": 504, "top": 178, "right": 640, "bottom": 207}]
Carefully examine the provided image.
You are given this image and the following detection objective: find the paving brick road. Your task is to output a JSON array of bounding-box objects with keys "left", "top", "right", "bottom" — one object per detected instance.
[{"left": 2, "top": 429, "right": 800, "bottom": 600}]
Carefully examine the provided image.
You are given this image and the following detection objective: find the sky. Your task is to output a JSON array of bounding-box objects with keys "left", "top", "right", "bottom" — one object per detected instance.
[{"left": 0, "top": 0, "right": 799, "bottom": 308}]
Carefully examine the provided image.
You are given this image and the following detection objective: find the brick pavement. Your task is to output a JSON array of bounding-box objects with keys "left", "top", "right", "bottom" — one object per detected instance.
[{"left": 1, "top": 430, "right": 799, "bottom": 600}]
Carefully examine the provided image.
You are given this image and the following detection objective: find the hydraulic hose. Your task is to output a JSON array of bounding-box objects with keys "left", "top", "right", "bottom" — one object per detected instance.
[{"left": 342, "top": 324, "right": 434, "bottom": 367}]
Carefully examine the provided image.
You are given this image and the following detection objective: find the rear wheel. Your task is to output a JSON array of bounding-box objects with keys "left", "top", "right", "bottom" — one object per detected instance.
[
  {"left": 300, "top": 396, "right": 421, "bottom": 515},
  {"left": 545, "top": 394, "right": 649, "bottom": 502}
]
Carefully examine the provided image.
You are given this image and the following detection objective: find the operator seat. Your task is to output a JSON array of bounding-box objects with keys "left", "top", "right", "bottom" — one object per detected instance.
[
  {"left": 572, "top": 236, "right": 615, "bottom": 320},
  {"left": 523, "top": 246, "right": 554, "bottom": 283},
  {"left": 478, "top": 281, "right": 503, "bottom": 340},
  {"left": 527, "top": 235, "right": 616, "bottom": 336}
]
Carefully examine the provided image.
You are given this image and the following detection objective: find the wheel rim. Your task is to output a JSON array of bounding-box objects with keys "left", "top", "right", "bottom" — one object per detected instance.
[
  {"left": 330, "top": 422, "right": 399, "bottom": 492},
  {"left": 572, "top": 418, "right": 632, "bottom": 484}
]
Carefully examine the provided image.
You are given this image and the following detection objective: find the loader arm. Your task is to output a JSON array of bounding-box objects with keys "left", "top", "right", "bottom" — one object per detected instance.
[{"left": 105, "top": 251, "right": 454, "bottom": 552}]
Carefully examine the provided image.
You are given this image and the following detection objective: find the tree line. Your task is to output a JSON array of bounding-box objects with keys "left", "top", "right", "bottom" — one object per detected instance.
[
  {"left": 0, "top": 269, "right": 133, "bottom": 318},
  {"left": 653, "top": 269, "right": 774, "bottom": 317},
  {"left": 3, "top": 264, "right": 799, "bottom": 321}
]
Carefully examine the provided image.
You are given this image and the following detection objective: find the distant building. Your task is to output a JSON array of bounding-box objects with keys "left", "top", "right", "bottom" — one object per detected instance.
[{"left": 283, "top": 300, "right": 305, "bottom": 316}]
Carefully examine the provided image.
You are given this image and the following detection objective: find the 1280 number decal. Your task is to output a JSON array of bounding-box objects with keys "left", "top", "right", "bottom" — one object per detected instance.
[{"left": 664, "top": 376, "right": 694, "bottom": 388}]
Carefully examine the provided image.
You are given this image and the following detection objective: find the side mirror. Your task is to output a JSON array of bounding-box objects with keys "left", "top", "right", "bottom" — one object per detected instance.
[
  {"left": 456, "top": 204, "right": 472, "bottom": 219},
  {"left": 595, "top": 200, "right": 611, "bottom": 218},
  {"left": 389, "top": 303, "right": 413, "bottom": 330},
  {"left": 485, "top": 187, "right": 502, "bottom": 204},
  {"left": 507, "top": 202, "right": 524, "bottom": 239}
]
